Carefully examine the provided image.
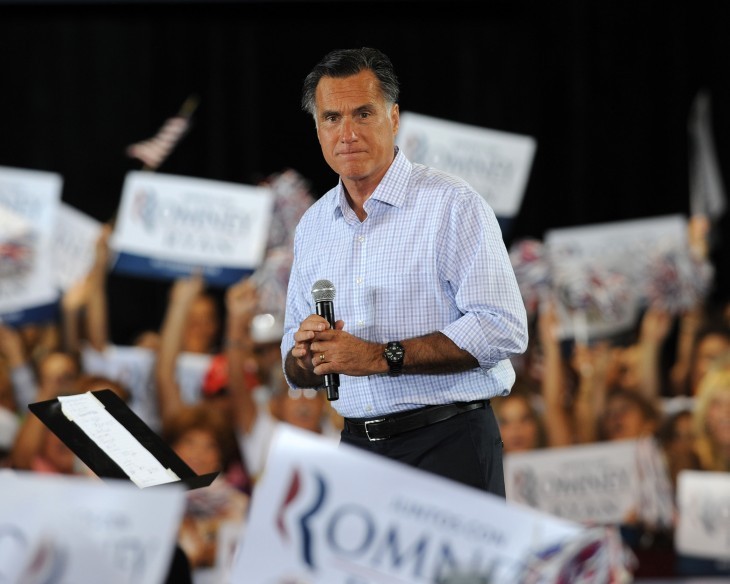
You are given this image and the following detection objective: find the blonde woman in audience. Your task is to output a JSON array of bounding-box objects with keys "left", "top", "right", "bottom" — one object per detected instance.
[
  {"left": 692, "top": 361, "right": 730, "bottom": 472},
  {"left": 672, "top": 323, "right": 730, "bottom": 397}
]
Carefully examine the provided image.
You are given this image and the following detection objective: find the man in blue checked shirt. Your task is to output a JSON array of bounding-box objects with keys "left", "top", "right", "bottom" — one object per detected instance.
[{"left": 282, "top": 47, "right": 528, "bottom": 496}]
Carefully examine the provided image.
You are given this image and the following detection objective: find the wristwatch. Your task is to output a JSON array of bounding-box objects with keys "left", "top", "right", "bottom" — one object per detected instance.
[{"left": 383, "top": 341, "right": 405, "bottom": 377}]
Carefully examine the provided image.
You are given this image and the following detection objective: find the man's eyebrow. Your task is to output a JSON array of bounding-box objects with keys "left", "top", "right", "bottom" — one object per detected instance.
[
  {"left": 353, "top": 104, "right": 375, "bottom": 115},
  {"left": 319, "top": 108, "right": 339, "bottom": 119},
  {"left": 319, "top": 103, "right": 375, "bottom": 119}
]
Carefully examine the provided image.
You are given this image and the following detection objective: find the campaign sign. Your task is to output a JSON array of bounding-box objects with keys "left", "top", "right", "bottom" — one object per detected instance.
[
  {"left": 544, "top": 214, "right": 691, "bottom": 341},
  {"left": 395, "top": 111, "right": 536, "bottom": 228},
  {"left": 232, "top": 425, "right": 583, "bottom": 583},
  {"left": 505, "top": 439, "right": 643, "bottom": 525},
  {"left": 52, "top": 202, "right": 103, "bottom": 291},
  {"left": 0, "top": 470, "right": 185, "bottom": 584},
  {"left": 0, "top": 166, "right": 62, "bottom": 325},
  {"left": 110, "top": 171, "right": 274, "bottom": 287},
  {"left": 676, "top": 470, "right": 730, "bottom": 560}
]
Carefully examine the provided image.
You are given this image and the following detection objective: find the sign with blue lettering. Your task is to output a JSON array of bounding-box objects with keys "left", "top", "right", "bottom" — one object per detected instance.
[
  {"left": 232, "top": 425, "right": 596, "bottom": 583},
  {"left": 110, "top": 171, "right": 274, "bottom": 287},
  {"left": 505, "top": 438, "right": 674, "bottom": 527}
]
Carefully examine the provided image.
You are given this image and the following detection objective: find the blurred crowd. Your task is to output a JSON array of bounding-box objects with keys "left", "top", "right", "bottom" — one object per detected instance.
[{"left": 0, "top": 168, "right": 728, "bottom": 582}]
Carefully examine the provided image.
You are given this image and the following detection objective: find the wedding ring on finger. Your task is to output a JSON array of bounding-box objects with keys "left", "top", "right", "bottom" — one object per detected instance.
[{"left": 320, "top": 353, "right": 325, "bottom": 362}]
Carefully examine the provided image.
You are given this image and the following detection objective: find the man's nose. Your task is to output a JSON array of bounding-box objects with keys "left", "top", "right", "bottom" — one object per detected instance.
[{"left": 340, "top": 119, "right": 356, "bottom": 142}]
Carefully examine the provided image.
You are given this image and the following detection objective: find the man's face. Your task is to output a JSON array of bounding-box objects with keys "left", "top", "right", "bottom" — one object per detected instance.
[{"left": 314, "top": 70, "right": 399, "bottom": 189}]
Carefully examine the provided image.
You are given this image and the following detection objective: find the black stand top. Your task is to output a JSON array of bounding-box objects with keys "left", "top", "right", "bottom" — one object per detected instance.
[{"left": 29, "top": 388, "right": 218, "bottom": 490}]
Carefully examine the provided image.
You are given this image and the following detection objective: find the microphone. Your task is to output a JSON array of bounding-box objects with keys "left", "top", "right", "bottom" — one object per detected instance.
[{"left": 311, "top": 279, "right": 339, "bottom": 401}]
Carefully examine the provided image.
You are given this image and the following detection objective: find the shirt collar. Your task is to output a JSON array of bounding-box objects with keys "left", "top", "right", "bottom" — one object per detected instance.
[
  {"left": 370, "top": 146, "right": 410, "bottom": 208},
  {"left": 333, "top": 147, "right": 410, "bottom": 218}
]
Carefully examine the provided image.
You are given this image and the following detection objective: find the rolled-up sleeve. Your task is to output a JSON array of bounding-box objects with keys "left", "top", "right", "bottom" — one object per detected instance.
[{"left": 439, "top": 191, "right": 528, "bottom": 370}]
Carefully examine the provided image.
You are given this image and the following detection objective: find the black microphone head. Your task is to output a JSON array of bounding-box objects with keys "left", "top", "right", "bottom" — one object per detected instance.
[{"left": 311, "top": 279, "right": 336, "bottom": 303}]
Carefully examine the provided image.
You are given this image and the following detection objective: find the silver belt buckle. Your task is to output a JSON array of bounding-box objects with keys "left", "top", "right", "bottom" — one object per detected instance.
[{"left": 364, "top": 418, "right": 387, "bottom": 442}]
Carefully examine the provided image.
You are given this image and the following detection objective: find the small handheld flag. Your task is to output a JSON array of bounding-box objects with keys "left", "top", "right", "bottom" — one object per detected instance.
[{"left": 126, "top": 95, "right": 199, "bottom": 171}]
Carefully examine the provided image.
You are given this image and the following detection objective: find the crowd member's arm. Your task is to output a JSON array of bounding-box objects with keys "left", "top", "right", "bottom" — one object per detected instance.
[
  {"left": 60, "top": 278, "right": 90, "bottom": 356},
  {"left": 224, "top": 278, "right": 259, "bottom": 435},
  {"left": 635, "top": 306, "right": 673, "bottom": 401},
  {"left": 571, "top": 340, "right": 612, "bottom": 443},
  {"left": 0, "top": 323, "right": 37, "bottom": 410},
  {"left": 670, "top": 214, "right": 713, "bottom": 395},
  {"left": 154, "top": 274, "right": 204, "bottom": 428},
  {"left": 536, "top": 301, "right": 574, "bottom": 447},
  {"left": 85, "top": 224, "right": 113, "bottom": 352},
  {"left": 59, "top": 225, "right": 113, "bottom": 356}
]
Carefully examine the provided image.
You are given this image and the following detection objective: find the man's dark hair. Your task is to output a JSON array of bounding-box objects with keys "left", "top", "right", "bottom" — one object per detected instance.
[{"left": 301, "top": 47, "right": 400, "bottom": 118}]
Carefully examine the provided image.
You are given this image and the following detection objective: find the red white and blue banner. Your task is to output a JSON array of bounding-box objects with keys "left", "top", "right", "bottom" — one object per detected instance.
[{"left": 110, "top": 171, "right": 274, "bottom": 287}]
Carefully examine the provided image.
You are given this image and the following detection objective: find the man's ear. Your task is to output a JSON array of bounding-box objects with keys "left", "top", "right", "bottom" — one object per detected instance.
[{"left": 391, "top": 103, "right": 400, "bottom": 136}]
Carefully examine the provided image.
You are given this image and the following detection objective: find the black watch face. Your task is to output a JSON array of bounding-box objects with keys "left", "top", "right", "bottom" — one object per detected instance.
[{"left": 386, "top": 343, "right": 404, "bottom": 362}]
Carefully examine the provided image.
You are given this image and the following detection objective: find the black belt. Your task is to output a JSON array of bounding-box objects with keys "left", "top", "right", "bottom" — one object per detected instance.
[{"left": 343, "top": 400, "right": 487, "bottom": 442}]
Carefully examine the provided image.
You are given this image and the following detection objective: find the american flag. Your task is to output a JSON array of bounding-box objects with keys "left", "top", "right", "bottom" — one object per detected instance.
[{"left": 126, "top": 95, "right": 198, "bottom": 171}]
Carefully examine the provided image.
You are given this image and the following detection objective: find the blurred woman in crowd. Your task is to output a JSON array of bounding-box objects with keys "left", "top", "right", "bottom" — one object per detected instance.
[{"left": 692, "top": 362, "right": 730, "bottom": 472}]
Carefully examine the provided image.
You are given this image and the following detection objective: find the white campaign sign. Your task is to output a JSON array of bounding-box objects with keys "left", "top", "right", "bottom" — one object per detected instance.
[
  {"left": 676, "top": 470, "right": 730, "bottom": 560},
  {"left": 232, "top": 425, "right": 582, "bottom": 583},
  {"left": 0, "top": 166, "right": 62, "bottom": 324},
  {"left": 504, "top": 440, "right": 641, "bottom": 525},
  {"left": 396, "top": 111, "right": 536, "bottom": 218},
  {"left": 110, "top": 171, "right": 274, "bottom": 286},
  {"left": 52, "top": 202, "right": 103, "bottom": 291},
  {"left": 0, "top": 470, "right": 185, "bottom": 584}
]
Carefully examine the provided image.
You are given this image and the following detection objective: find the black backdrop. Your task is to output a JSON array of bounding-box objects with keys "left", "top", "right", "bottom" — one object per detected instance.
[{"left": 1, "top": 0, "right": 729, "bottom": 343}]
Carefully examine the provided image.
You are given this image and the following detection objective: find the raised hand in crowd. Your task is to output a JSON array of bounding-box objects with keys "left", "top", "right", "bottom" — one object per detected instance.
[
  {"left": 84, "top": 223, "right": 114, "bottom": 352},
  {"left": 534, "top": 299, "right": 574, "bottom": 447},
  {"left": 155, "top": 272, "right": 220, "bottom": 427},
  {"left": 59, "top": 222, "right": 117, "bottom": 362},
  {"left": 570, "top": 339, "right": 613, "bottom": 443},
  {"left": 633, "top": 305, "right": 673, "bottom": 401}
]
